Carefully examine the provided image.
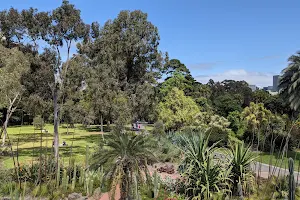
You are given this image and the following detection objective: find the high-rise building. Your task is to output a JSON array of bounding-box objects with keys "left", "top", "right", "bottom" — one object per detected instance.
[{"left": 273, "top": 75, "right": 279, "bottom": 92}]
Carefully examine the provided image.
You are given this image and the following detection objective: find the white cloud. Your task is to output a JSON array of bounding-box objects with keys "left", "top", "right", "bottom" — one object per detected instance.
[{"left": 195, "top": 69, "right": 275, "bottom": 87}]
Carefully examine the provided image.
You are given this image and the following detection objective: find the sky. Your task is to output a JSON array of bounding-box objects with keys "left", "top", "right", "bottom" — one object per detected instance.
[{"left": 2, "top": 0, "right": 300, "bottom": 87}]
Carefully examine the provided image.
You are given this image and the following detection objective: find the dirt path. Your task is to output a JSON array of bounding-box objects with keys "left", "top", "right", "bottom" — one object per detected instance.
[
  {"left": 148, "top": 162, "right": 181, "bottom": 180},
  {"left": 98, "top": 162, "right": 180, "bottom": 200},
  {"left": 99, "top": 184, "right": 120, "bottom": 200}
]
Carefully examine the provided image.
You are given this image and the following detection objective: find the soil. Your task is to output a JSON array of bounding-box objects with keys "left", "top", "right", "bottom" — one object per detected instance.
[{"left": 98, "top": 162, "right": 180, "bottom": 200}]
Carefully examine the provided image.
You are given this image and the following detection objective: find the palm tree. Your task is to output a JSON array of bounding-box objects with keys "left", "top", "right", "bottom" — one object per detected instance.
[
  {"left": 92, "top": 132, "right": 155, "bottom": 200},
  {"left": 279, "top": 52, "right": 300, "bottom": 111},
  {"left": 229, "top": 142, "right": 256, "bottom": 197},
  {"left": 177, "top": 133, "right": 229, "bottom": 199}
]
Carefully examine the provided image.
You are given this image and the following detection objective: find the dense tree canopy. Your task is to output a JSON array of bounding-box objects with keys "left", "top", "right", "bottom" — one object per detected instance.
[
  {"left": 157, "top": 87, "right": 200, "bottom": 130},
  {"left": 0, "top": 0, "right": 298, "bottom": 155},
  {"left": 79, "top": 10, "right": 163, "bottom": 123},
  {"left": 0, "top": 45, "right": 30, "bottom": 145}
]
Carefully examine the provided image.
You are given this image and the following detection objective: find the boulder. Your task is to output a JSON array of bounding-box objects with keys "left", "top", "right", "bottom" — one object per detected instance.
[{"left": 68, "top": 193, "right": 83, "bottom": 200}]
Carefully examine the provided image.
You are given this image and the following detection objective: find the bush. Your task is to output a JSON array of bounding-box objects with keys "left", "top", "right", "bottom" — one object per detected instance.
[
  {"left": 207, "top": 126, "right": 229, "bottom": 147},
  {"left": 33, "top": 115, "right": 45, "bottom": 130},
  {"left": 153, "top": 135, "right": 181, "bottom": 163},
  {"left": 152, "top": 121, "right": 165, "bottom": 135}
]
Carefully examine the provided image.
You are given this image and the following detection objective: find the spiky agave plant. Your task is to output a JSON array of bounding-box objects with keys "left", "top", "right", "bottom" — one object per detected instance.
[
  {"left": 91, "top": 132, "right": 155, "bottom": 200},
  {"left": 229, "top": 141, "right": 257, "bottom": 197},
  {"left": 177, "top": 133, "right": 228, "bottom": 199}
]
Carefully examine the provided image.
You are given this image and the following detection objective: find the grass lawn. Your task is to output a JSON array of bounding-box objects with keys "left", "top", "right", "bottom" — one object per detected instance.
[
  {"left": 254, "top": 150, "right": 300, "bottom": 171},
  {"left": 0, "top": 124, "right": 154, "bottom": 169},
  {"left": 217, "top": 147, "right": 300, "bottom": 172},
  {"left": 0, "top": 124, "right": 106, "bottom": 168}
]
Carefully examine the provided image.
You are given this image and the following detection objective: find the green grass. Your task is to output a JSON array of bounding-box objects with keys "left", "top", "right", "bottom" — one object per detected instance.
[
  {"left": 0, "top": 124, "right": 106, "bottom": 168},
  {"left": 216, "top": 147, "right": 300, "bottom": 172},
  {"left": 0, "top": 123, "right": 154, "bottom": 169},
  {"left": 254, "top": 150, "right": 300, "bottom": 171}
]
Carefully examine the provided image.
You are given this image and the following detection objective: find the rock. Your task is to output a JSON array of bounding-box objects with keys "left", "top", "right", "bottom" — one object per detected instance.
[{"left": 68, "top": 193, "right": 83, "bottom": 200}]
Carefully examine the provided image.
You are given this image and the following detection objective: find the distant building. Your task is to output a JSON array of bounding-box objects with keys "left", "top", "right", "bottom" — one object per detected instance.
[
  {"left": 249, "top": 85, "right": 258, "bottom": 92},
  {"left": 273, "top": 75, "right": 279, "bottom": 92},
  {"left": 263, "top": 86, "right": 273, "bottom": 91}
]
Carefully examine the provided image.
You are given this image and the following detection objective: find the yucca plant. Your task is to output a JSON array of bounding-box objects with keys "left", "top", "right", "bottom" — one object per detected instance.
[
  {"left": 91, "top": 131, "right": 155, "bottom": 200},
  {"left": 229, "top": 141, "right": 257, "bottom": 197},
  {"left": 177, "top": 133, "right": 227, "bottom": 199}
]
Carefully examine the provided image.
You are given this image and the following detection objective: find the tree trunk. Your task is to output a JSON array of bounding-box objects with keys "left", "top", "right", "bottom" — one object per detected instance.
[
  {"left": 53, "top": 85, "right": 59, "bottom": 160},
  {"left": 101, "top": 114, "right": 103, "bottom": 133},
  {"left": 1, "top": 93, "right": 19, "bottom": 146},
  {"left": 120, "top": 167, "right": 130, "bottom": 200},
  {"left": 237, "top": 181, "right": 244, "bottom": 200},
  {"left": 52, "top": 42, "right": 71, "bottom": 161},
  {"left": 101, "top": 114, "right": 104, "bottom": 141},
  {"left": 2, "top": 115, "right": 9, "bottom": 146}
]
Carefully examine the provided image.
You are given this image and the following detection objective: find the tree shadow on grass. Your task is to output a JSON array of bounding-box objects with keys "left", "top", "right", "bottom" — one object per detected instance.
[
  {"left": 7, "top": 133, "right": 55, "bottom": 146},
  {"left": 1, "top": 131, "right": 104, "bottom": 165},
  {"left": 1, "top": 145, "right": 88, "bottom": 162},
  {"left": 77, "top": 125, "right": 111, "bottom": 133},
  {"left": 68, "top": 134, "right": 103, "bottom": 145}
]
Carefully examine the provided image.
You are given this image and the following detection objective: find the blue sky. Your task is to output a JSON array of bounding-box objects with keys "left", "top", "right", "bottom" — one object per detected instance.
[{"left": 2, "top": 0, "right": 300, "bottom": 87}]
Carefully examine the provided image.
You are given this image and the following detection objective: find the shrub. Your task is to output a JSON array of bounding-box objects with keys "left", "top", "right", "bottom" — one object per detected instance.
[
  {"left": 14, "top": 155, "right": 57, "bottom": 183},
  {"left": 177, "top": 133, "right": 227, "bottom": 199},
  {"left": 207, "top": 126, "right": 229, "bottom": 147},
  {"left": 33, "top": 115, "right": 45, "bottom": 130},
  {"left": 153, "top": 135, "right": 181, "bottom": 163},
  {"left": 31, "top": 185, "right": 48, "bottom": 197},
  {"left": 152, "top": 121, "right": 165, "bottom": 135}
]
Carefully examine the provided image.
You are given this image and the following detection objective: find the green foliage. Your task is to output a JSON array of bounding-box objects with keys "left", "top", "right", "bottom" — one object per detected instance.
[
  {"left": 92, "top": 132, "right": 155, "bottom": 199},
  {"left": 32, "top": 184, "right": 48, "bottom": 197},
  {"left": 241, "top": 102, "right": 272, "bottom": 132},
  {"left": 163, "top": 59, "right": 191, "bottom": 76},
  {"left": 157, "top": 87, "right": 200, "bottom": 130},
  {"left": 279, "top": 51, "right": 300, "bottom": 111},
  {"left": 229, "top": 142, "right": 257, "bottom": 196},
  {"left": 152, "top": 121, "right": 165, "bottom": 135},
  {"left": 112, "top": 93, "right": 131, "bottom": 131},
  {"left": 177, "top": 133, "right": 230, "bottom": 199},
  {"left": 0, "top": 44, "right": 30, "bottom": 144},
  {"left": 256, "top": 176, "right": 289, "bottom": 199},
  {"left": 289, "top": 158, "right": 295, "bottom": 200},
  {"left": 71, "top": 164, "right": 77, "bottom": 191},
  {"left": 32, "top": 115, "right": 44, "bottom": 130},
  {"left": 252, "top": 89, "right": 271, "bottom": 103},
  {"left": 227, "top": 111, "right": 246, "bottom": 139},
  {"left": 1, "top": 1, "right": 300, "bottom": 199},
  {"left": 195, "top": 112, "right": 232, "bottom": 146},
  {"left": 213, "top": 94, "right": 242, "bottom": 117},
  {"left": 0, "top": 46, "right": 29, "bottom": 107},
  {"left": 80, "top": 9, "right": 162, "bottom": 123},
  {"left": 152, "top": 170, "right": 161, "bottom": 198},
  {"left": 209, "top": 80, "right": 252, "bottom": 108},
  {"left": 153, "top": 135, "right": 181, "bottom": 162},
  {"left": 21, "top": 50, "right": 56, "bottom": 120},
  {"left": 159, "top": 72, "right": 192, "bottom": 98}
]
